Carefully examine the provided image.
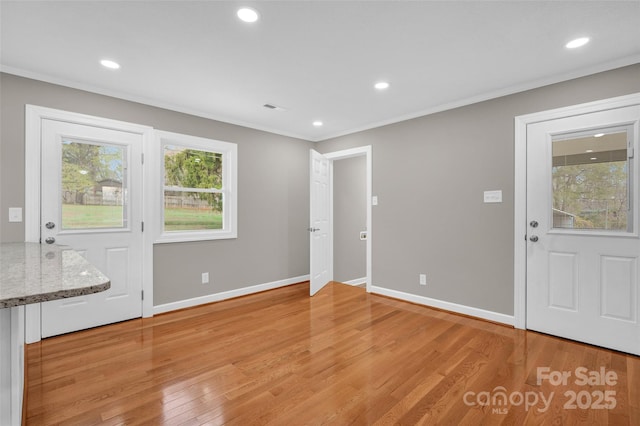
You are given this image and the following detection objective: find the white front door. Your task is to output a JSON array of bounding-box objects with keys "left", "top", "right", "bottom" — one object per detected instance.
[
  {"left": 40, "top": 119, "right": 143, "bottom": 338},
  {"left": 526, "top": 105, "right": 640, "bottom": 355},
  {"left": 309, "top": 149, "right": 331, "bottom": 295}
]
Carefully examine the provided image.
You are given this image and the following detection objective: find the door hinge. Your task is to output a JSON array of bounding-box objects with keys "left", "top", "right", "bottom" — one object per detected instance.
[
  {"left": 628, "top": 146, "right": 634, "bottom": 159},
  {"left": 141, "top": 222, "right": 144, "bottom": 232},
  {"left": 141, "top": 153, "right": 145, "bottom": 164},
  {"left": 141, "top": 290, "right": 144, "bottom": 300}
]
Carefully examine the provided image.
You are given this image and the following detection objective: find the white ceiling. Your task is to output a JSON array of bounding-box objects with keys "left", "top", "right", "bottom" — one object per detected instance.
[{"left": 1, "top": 1, "right": 639, "bottom": 142}]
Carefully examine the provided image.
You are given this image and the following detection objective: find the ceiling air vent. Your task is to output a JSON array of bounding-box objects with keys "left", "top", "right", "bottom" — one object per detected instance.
[{"left": 263, "top": 103, "right": 287, "bottom": 112}]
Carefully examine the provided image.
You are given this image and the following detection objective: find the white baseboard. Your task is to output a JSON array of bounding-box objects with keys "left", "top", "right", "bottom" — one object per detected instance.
[
  {"left": 341, "top": 277, "right": 367, "bottom": 286},
  {"left": 153, "top": 275, "right": 310, "bottom": 315},
  {"left": 369, "top": 285, "right": 515, "bottom": 326}
]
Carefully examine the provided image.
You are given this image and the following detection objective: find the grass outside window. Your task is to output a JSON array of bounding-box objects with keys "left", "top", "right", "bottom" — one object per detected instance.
[{"left": 63, "top": 204, "right": 222, "bottom": 231}]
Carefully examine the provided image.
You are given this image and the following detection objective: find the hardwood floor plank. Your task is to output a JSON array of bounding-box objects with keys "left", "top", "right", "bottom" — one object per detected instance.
[
  {"left": 25, "top": 282, "right": 640, "bottom": 425},
  {"left": 627, "top": 356, "right": 640, "bottom": 424}
]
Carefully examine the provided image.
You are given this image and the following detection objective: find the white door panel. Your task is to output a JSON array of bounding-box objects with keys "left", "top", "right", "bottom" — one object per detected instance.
[
  {"left": 40, "top": 119, "right": 143, "bottom": 338},
  {"left": 310, "top": 149, "right": 331, "bottom": 295},
  {"left": 526, "top": 105, "right": 640, "bottom": 355}
]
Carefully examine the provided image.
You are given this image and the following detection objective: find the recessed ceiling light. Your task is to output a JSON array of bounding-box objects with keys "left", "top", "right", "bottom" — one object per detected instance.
[
  {"left": 586, "top": 149, "right": 594, "bottom": 153},
  {"left": 313, "top": 121, "right": 323, "bottom": 127},
  {"left": 100, "top": 59, "right": 120, "bottom": 69},
  {"left": 590, "top": 157, "right": 598, "bottom": 161},
  {"left": 237, "top": 7, "right": 259, "bottom": 23},
  {"left": 374, "top": 81, "right": 390, "bottom": 90},
  {"left": 566, "top": 37, "right": 590, "bottom": 49},
  {"left": 594, "top": 133, "right": 605, "bottom": 138}
]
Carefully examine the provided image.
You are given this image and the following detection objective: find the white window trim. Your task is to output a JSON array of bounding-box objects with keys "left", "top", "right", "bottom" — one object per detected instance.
[{"left": 154, "top": 130, "right": 238, "bottom": 243}]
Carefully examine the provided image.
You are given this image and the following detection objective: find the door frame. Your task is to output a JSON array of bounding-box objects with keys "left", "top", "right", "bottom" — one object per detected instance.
[
  {"left": 24, "top": 105, "right": 155, "bottom": 343},
  {"left": 513, "top": 92, "right": 640, "bottom": 330},
  {"left": 324, "top": 146, "right": 372, "bottom": 292}
]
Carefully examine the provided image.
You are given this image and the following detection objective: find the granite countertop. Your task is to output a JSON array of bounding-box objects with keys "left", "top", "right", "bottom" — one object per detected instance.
[{"left": 0, "top": 242, "right": 110, "bottom": 308}]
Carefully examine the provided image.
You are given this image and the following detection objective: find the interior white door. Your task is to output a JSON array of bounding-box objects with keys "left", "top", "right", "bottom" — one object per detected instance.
[
  {"left": 40, "top": 119, "right": 143, "bottom": 338},
  {"left": 309, "top": 149, "right": 331, "bottom": 295},
  {"left": 526, "top": 105, "right": 640, "bottom": 355}
]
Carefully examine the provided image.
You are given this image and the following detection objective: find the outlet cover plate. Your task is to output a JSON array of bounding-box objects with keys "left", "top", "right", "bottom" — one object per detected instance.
[
  {"left": 8, "top": 207, "right": 22, "bottom": 223},
  {"left": 483, "top": 190, "right": 502, "bottom": 203}
]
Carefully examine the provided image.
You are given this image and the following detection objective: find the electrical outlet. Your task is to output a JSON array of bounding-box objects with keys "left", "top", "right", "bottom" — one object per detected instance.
[
  {"left": 202, "top": 272, "right": 209, "bottom": 284},
  {"left": 419, "top": 274, "right": 427, "bottom": 286}
]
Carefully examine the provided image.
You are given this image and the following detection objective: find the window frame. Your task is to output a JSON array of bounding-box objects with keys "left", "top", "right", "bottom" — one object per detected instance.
[{"left": 155, "top": 130, "right": 237, "bottom": 243}]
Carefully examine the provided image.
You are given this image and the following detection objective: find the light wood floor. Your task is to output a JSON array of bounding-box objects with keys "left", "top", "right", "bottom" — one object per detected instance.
[{"left": 26, "top": 282, "right": 639, "bottom": 425}]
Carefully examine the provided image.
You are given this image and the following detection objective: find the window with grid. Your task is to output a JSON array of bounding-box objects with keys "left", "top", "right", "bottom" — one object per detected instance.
[{"left": 156, "top": 131, "right": 237, "bottom": 243}]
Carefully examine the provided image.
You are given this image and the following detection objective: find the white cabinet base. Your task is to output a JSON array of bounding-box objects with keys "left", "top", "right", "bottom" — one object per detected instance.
[{"left": 0, "top": 306, "right": 25, "bottom": 426}]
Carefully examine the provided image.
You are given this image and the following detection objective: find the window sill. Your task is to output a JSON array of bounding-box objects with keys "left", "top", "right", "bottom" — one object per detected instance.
[{"left": 154, "top": 230, "right": 237, "bottom": 244}]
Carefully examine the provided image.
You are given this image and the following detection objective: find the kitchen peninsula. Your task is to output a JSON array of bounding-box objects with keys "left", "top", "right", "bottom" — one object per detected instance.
[{"left": 0, "top": 242, "right": 110, "bottom": 425}]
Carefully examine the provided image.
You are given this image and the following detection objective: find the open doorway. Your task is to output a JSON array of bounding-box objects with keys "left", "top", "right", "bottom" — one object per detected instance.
[
  {"left": 333, "top": 155, "right": 367, "bottom": 287},
  {"left": 309, "top": 146, "right": 372, "bottom": 295},
  {"left": 326, "top": 146, "right": 372, "bottom": 292}
]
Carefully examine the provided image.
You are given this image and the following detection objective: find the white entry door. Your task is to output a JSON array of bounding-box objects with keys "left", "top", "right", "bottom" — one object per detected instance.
[
  {"left": 40, "top": 119, "right": 143, "bottom": 338},
  {"left": 526, "top": 105, "right": 640, "bottom": 355},
  {"left": 309, "top": 149, "right": 331, "bottom": 295}
]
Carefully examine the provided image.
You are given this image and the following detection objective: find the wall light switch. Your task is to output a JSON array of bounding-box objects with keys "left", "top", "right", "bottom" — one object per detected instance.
[
  {"left": 8, "top": 207, "right": 22, "bottom": 223},
  {"left": 372, "top": 196, "right": 378, "bottom": 206},
  {"left": 483, "top": 190, "right": 502, "bottom": 203}
]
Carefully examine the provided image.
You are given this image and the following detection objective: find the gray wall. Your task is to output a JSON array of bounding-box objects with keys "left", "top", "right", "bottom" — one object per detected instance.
[
  {"left": 333, "top": 156, "right": 366, "bottom": 283},
  {"left": 317, "top": 64, "right": 640, "bottom": 316},
  {"left": 3, "top": 64, "right": 639, "bottom": 316},
  {"left": 0, "top": 73, "right": 312, "bottom": 305}
]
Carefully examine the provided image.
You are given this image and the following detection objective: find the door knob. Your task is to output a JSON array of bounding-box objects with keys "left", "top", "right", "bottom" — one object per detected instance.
[
  {"left": 529, "top": 220, "right": 538, "bottom": 228},
  {"left": 529, "top": 235, "right": 539, "bottom": 242},
  {"left": 307, "top": 227, "right": 320, "bottom": 232},
  {"left": 45, "top": 237, "right": 56, "bottom": 244},
  {"left": 45, "top": 222, "right": 55, "bottom": 229}
]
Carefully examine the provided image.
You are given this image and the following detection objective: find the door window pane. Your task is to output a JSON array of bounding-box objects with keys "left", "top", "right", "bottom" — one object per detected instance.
[
  {"left": 552, "top": 129, "right": 631, "bottom": 231},
  {"left": 61, "top": 139, "right": 127, "bottom": 229}
]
